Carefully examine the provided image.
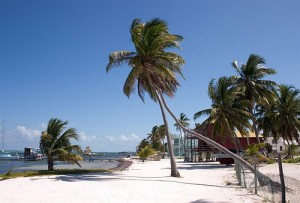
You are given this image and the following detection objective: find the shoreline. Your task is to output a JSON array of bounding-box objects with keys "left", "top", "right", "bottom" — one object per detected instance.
[
  {"left": 0, "top": 159, "right": 262, "bottom": 202},
  {"left": 1, "top": 158, "right": 299, "bottom": 202}
]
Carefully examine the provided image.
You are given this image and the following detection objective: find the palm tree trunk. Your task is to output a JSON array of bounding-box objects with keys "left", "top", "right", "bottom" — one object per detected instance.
[
  {"left": 159, "top": 94, "right": 278, "bottom": 186},
  {"left": 250, "top": 104, "right": 260, "bottom": 144},
  {"left": 48, "top": 158, "right": 54, "bottom": 171},
  {"left": 157, "top": 91, "right": 180, "bottom": 177}
]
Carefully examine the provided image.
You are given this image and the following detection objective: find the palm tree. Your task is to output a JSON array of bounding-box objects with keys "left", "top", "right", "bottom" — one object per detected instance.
[
  {"left": 147, "top": 125, "right": 164, "bottom": 152},
  {"left": 194, "top": 77, "right": 252, "bottom": 152},
  {"left": 40, "top": 118, "right": 83, "bottom": 171},
  {"left": 106, "top": 18, "right": 184, "bottom": 177},
  {"left": 257, "top": 85, "right": 300, "bottom": 156},
  {"left": 231, "top": 54, "right": 277, "bottom": 142},
  {"left": 174, "top": 113, "right": 190, "bottom": 156},
  {"left": 159, "top": 78, "right": 276, "bottom": 186},
  {"left": 136, "top": 138, "right": 150, "bottom": 153}
]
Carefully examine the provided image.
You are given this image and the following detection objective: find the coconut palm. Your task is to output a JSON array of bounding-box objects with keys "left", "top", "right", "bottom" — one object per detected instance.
[
  {"left": 194, "top": 77, "right": 252, "bottom": 152},
  {"left": 257, "top": 85, "right": 300, "bottom": 151},
  {"left": 159, "top": 88, "right": 276, "bottom": 186},
  {"left": 147, "top": 125, "right": 164, "bottom": 152},
  {"left": 40, "top": 118, "right": 83, "bottom": 171},
  {"left": 174, "top": 113, "right": 190, "bottom": 156},
  {"left": 136, "top": 138, "right": 150, "bottom": 154},
  {"left": 106, "top": 18, "right": 184, "bottom": 177},
  {"left": 231, "top": 54, "right": 277, "bottom": 142}
]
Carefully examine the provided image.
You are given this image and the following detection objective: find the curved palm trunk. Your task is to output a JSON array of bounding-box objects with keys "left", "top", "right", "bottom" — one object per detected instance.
[
  {"left": 157, "top": 91, "right": 180, "bottom": 177},
  {"left": 159, "top": 94, "right": 278, "bottom": 186}
]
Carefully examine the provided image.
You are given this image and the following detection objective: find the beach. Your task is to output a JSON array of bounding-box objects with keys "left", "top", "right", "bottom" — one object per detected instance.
[{"left": 0, "top": 158, "right": 270, "bottom": 203}]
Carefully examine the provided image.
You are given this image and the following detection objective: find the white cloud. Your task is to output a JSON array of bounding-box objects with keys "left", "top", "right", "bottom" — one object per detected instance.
[
  {"left": 105, "top": 135, "right": 115, "bottom": 142},
  {"left": 120, "top": 134, "right": 128, "bottom": 141},
  {"left": 16, "top": 126, "right": 41, "bottom": 140},
  {"left": 105, "top": 133, "right": 141, "bottom": 143},
  {"left": 79, "top": 131, "right": 97, "bottom": 142}
]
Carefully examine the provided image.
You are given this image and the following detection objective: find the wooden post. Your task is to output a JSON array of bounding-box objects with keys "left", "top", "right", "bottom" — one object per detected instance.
[
  {"left": 277, "top": 153, "right": 286, "bottom": 203},
  {"left": 242, "top": 165, "right": 246, "bottom": 188},
  {"left": 254, "top": 162, "right": 258, "bottom": 194}
]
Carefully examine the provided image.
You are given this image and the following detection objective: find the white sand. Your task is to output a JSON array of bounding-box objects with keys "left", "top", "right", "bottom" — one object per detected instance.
[{"left": 1, "top": 159, "right": 265, "bottom": 203}]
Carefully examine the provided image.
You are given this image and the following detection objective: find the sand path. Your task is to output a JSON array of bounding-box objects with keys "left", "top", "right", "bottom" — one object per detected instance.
[{"left": 1, "top": 159, "right": 263, "bottom": 203}]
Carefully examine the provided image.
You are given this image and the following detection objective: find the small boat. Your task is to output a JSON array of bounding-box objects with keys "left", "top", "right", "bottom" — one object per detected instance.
[
  {"left": 0, "top": 121, "right": 20, "bottom": 160},
  {"left": 0, "top": 150, "right": 20, "bottom": 160}
]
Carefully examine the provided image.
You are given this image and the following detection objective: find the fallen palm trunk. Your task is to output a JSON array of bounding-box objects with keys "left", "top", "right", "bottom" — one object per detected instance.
[{"left": 159, "top": 94, "right": 280, "bottom": 188}]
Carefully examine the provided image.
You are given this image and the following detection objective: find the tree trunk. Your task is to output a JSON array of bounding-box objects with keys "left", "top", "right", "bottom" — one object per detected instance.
[
  {"left": 157, "top": 91, "right": 180, "bottom": 177},
  {"left": 159, "top": 94, "right": 278, "bottom": 186},
  {"left": 277, "top": 153, "right": 286, "bottom": 203},
  {"left": 48, "top": 158, "right": 54, "bottom": 171}
]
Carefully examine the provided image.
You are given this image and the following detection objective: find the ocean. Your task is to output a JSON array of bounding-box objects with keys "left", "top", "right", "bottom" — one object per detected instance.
[{"left": 0, "top": 150, "right": 135, "bottom": 174}]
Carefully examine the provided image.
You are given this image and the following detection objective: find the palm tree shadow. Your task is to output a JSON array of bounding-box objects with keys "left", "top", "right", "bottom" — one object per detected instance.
[
  {"left": 176, "top": 163, "right": 234, "bottom": 170},
  {"left": 45, "top": 173, "right": 236, "bottom": 189},
  {"left": 190, "top": 199, "right": 229, "bottom": 203}
]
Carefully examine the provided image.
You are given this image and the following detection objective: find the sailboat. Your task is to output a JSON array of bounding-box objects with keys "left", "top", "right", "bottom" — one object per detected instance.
[{"left": 0, "top": 121, "right": 20, "bottom": 160}]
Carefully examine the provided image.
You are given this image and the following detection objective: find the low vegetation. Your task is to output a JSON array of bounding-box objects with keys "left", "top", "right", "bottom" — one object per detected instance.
[
  {"left": 137, "top": 145, "right": 156, "bottom": 162},
  {"left": 282, "top": 157, "right": 300, "bottom": 163},
  {"left": 0, "top": 168, "right": 110, "bottom": 181}
]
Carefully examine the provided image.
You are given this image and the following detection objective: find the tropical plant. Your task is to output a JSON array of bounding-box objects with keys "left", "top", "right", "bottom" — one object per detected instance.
[
  {"left": 257, "top": 85, "right": 300, "bottom": 159},
  {"left": 138, "top": 145, "right": 156, "bottom": 162},
  {"left": 106, "top": 18, "right": 184, "bottom": 177},
  {"left": 159, "top": 83, "right": 276, "bottom": 186},
  {"left": 194, "top": 77, "right": 252, "bottom": 152},
  {"left": 147, "top": 126, "right": 163, "bottom": 151},
  {"left": 230, "top": 54, "right": 277, "bottom": 142},
  {"left": 174, "top": 113, "right": 190, "bottom": 132},
  {"left": 136, "top": 138, "right": 150, "bottom": 154},
  {"left": 174, "top": 113, "right": 190, "bottom": 156},
  {"left": 40, "top": 118, "right": 83, "bottom": 171}
]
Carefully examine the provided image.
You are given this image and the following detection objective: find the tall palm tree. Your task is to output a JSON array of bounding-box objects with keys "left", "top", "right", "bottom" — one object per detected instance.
[
  {"left": 159, "top": 88, "right": 276, "bottom": 186},
  {"left": 257, "top": 85, "right": 300, "bottom": 144},
  {"left": 174, "top": 113, "right": 190, "bottom": 156},
  {"left": 194, "top": 77, "right": 252, "bottom": 152},
  {"left": 40, "top": 118, "right": 83, "bottom": 171},
  {"left": 231, "top": 54, "right": 277, "bottom": 142},
  {"left": 106, "top": 18, "right": 184, "bottom": 177}
]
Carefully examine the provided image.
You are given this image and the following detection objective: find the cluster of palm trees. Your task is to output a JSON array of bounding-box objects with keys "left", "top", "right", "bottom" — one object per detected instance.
[
  {"left": 106, "top": 17, "right": 300, "bottom": 181},
  {"left": 136, "top": 125, "right": 166, "bottom": 155}
]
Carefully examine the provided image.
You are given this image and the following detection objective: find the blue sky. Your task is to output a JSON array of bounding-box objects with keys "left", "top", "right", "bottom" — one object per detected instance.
[{"left": 0, "top": 0, "right": 299, "bottom": 152}]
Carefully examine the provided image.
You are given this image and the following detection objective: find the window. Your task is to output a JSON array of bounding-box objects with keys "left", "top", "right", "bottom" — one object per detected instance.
[{"left": 280, "top": 146, "right": 283, "bottom": 151}]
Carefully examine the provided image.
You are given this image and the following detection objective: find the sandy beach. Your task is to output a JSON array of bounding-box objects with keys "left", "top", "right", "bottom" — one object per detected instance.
[{"left": 1, "top": 158, "right": 269, "bottom": 203}]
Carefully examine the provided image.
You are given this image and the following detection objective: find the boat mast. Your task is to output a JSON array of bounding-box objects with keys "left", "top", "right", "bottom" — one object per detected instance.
[{"left": 1, "top": 120, "right": 4, "bottom": 152}]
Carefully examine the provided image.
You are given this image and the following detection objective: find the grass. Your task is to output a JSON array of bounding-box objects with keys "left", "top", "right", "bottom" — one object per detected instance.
[
  {"left": 0, "top": 168, "right": 110, "bottom": 181},
  {"left": 282, "top": 157, "right": 300, "bottom": 163}
]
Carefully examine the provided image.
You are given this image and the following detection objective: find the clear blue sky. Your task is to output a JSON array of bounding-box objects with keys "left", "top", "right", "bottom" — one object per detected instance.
[{"left": 0, "top": 0, "right": 299, "bottom": 151}]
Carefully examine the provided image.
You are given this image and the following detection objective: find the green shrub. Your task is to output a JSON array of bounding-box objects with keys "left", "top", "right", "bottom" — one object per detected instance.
[{"left": 283, "top": 157, "right": 300, "bottom": 163}]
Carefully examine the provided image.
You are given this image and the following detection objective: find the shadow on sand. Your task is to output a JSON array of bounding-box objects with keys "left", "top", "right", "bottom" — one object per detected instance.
[{"left": 38, "top": 172, "right": 236, "bottom": 189}]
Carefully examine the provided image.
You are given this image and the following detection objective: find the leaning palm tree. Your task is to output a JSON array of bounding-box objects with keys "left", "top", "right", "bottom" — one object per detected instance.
[
  {"left": 159, "top": 78, "right": 277, "bottom": 186},
  {"left": 106, "top": 18, "right": 184, "bottom": 177},
  {"left": 174, "top": 113, "right": 190, "bottom": 156},
  {"left": 194, "top": 77, "right": 252, "bottom": 152},
  {"left": 231, "top": 54, "right": 277, "bottom": 142},
  {"left": 40, "top": 118, "right": 83, "bottom": 171}
]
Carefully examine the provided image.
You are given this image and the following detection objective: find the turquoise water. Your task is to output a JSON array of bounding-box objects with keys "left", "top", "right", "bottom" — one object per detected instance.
[
  {"left": 0, "top": 150, "right": 135, "bottom": 174},
  {"left": 0, "top": 160, "right": 120, "bottom": 174}
]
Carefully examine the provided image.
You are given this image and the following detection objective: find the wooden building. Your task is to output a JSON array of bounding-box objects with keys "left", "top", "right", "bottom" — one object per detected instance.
[{"left": 184, "top": 124, "right": 262, "bottom": 164}]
